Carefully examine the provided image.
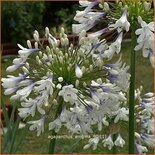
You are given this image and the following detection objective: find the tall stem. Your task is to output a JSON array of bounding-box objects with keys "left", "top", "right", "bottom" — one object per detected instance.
[
  {"left": 112, "top": 134, "right": 117, "bottom": 154},
  {"left": 48, "top": 97, "right": 63, "bottom": 154},
  {"left": 128, "top": 21, "right": 137, "bottom": 154}
]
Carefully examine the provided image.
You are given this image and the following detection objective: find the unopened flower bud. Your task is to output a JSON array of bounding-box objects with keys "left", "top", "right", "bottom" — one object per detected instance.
[
  {"left": 25, "top": 62, "right": 29, "bottom": 69},
  {"left": 75, "top": 64, "right": 83, "bottom": 78},
  {"left": 118, "top": 2, "right": 122, "bottom": 7},
  {"left": 89, "top": 65, "right": 93, "bottom": 71},
  {"left": 45, "top": 27, "right": 50, "bottom": 37},
  {"left": 83, "top": 82, "right": 87, "bottom": 87},
  {"left": 48, "top": 55, "right": 53, "bottom": 62},
  {"left": 138, "top": 16, "right": 142, "bottom": 24},
  {"left": 39, "top": 51, "right": 42, "bottom": 57},
  {"left": 65, "top": 53, "right": 68, "bottom": 59},
  {"left": 34, "top": 30, "right": 39, "bottom": 37},
  {"left": 61, "top": 27, "right": 65, "bottom": 34},
  {"left": 104, "top": 2, "right": 110, "bottom": 11},
  {"left": 56, "top": 84, "right": 62, "bottom": 89},
  {"left": 64, "top": 38, "right": 69, "bottom": 46},
  {"left": 144, "top": 2, "right": 151, "bottom": 11},
  {"left": 99, "top": 3, "right": 103, "bottom": 9},
  {"left": 60, "top": 38, "right": 65, "bottom": 46},
  {"left": 46, "top": 46, "right": 50, "bottom": 54},
  {"left": 81, "top": 66, "right": 86, "bottom": 73},
  {"left": 34, "top": 42, "right": 38, "bottom": 49},
  {"left": 75, "top": 80, "right": 79, "bottom": 87},
  {"left": 58, "top": 77, "right": 63, "bottom": 82},
  {"left": 97, "top": 78, "right": 102, "bottom": 84},
  {"left": 33, "top": 33, "right": 39, "bottom": 42},
  {"left": 22, "top": 66, "right": 29, "bottom": 74},
  {"left": 36, "top": 56, "right": 40, "bottom": 64},
  {"left": 27, "top": 40, "right": 32, "bottom": 48},
  {"left": 59, "top": 56, "right": 63, "bottom": 63}
]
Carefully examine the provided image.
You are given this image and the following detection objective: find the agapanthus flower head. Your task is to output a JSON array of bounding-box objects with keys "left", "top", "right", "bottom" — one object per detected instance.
[{"left": 2, "top": 27, "right": 130, "bottom": 139}]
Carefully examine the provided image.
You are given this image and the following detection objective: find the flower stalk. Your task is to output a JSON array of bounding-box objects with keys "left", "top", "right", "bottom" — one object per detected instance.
[
  {"left": 128, "top": 20, "right": 137, "bottom": 154},
  {"left": 48, "top": 97, "right": 63, "bottom": 154}
]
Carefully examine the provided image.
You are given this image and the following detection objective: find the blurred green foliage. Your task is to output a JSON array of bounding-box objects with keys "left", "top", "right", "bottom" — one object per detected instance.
[
  {"left": 2, "top": 2, "right": 79, "bottom": 44},
  {"left": 2, "top": 2, "right": 45, "bottom": 44}
]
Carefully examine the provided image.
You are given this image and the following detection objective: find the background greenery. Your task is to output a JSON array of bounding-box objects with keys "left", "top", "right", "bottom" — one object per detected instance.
[{"left": 2, "top": 1, "right": 79, "bottom": 44}]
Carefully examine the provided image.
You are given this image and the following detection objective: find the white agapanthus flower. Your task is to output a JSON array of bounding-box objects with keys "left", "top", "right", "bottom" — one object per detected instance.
[
  {"left": 109, "top": 10, "right": 130, "bottom": 33},
  {"left": 135, "top": 92, "right": 154, "bottom": 152},
  {"left": 83, "top": 136, "right": 99, "bottom": 150},
  {"left": 135, "top": 17, "right": 154, "bottom": 67},
  {"left": 114, "top": 134, "right": 125, "bottom": 147},
  {"left": 114, "top": 107, "right": 129, "bottom": 123},
  {"left": 58, "top": 85, "right": 78, "bottom": 104},
  {"left": 102, "top": 135, "right": 114, "bottom": 150},
  {"left": 28, "top": 115, "right": 46, "bottom": 136},
  {"left": 135, "top": 143, "right": 148, "bottom": 154},
  {"left": 72, "top": 0, "right": 104, "bottom": 34}
]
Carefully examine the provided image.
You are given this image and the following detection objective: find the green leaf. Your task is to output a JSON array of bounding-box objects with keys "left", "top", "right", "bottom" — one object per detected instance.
[
  {"left": 2, "top": 103, "right": 16, "bottom": 153},
  {"left": 1, "top": 98, "right": 9, "bottom": 127},
  {"left": 9, "top": 116, "right": 21, "bottom": 154}
]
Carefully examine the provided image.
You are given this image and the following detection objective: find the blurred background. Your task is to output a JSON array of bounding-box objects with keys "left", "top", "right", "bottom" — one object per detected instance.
[{"left": 2, "top": 1, "right": 79, "bottom": 45}]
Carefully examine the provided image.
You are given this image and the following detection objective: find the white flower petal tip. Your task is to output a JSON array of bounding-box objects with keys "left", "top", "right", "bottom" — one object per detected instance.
[
  {"left": 114, "top": 134, "right": 125, "bottom": 147},
  {"left": 75, "top": 64, "right": 83, "bottom": 78}
]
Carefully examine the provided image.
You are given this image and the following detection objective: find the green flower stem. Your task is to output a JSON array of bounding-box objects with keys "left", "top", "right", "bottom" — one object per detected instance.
[
  {"left": 48, "top": 97, "right": 63, "bottom": 154},
  {"left": 128, "top": 20, "right": 137, "bottom": 154},
  {"left": 112, "top": 134, "right": 117, "bottom": 154}
]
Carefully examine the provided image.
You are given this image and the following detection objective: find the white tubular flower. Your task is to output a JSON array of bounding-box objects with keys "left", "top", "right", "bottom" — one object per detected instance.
[
  {"left": 109, "top": 10, "right": 130, "bottom": 33},
  {"left": 75, "top": 64, "right": 83, "bottom": 78},
  {"left": 114, "top": 108, "right": 129, "bottom": 123},
  {"left": 16, "top": 83, "right": 35, "bottom": 99},
  {"left": 1, "top": 74, "right": 27, "bottom": 89},
  {"left": 79, "top": 0, "right": 98, "bottom": 8},
  {"left": 88, "top": 27, "right": 109, "bottom": 38},
  {"left": 83, "top": 136, "right": 99, "bottom": 150},
  {"left": 140, "top": 94, "right": 154, "bottom": 115},
  {"left": 18, "top": 44, "right": 39, "bottom": 57},
  {"left": 73, "top": 12, "right": 105, "bottom": 34},
  {"left": 103, "top": 32, "right": 123, "bottom": 59},
  {"left": 135, "top": 18, "right": 154, "bottom": 67},
  {"left": 28, "top": 116, "right": 45, "bottom": 136},
  {"left": 73, "top": 0, "right": 105, "bottom": 34},
  {"left": 58, "top": 85, "right": 78, "bottom": 104},
  {"left": 102, "top": 135, "right": 114, "bottom": 150},
  {"left": 140, "top": 133, "right": 154, "bottom": 148},
  {"left": 114, "top": 134, "right": 125, "bottom": 147},
  {"left": 135, "top": 143, "right": 148, "bottom": 154},
  {"left": 6, "top": 63, "right": 25, "bottom": 72},
  {"left": 49, "top": 118, "right": 62, "bottom": 133},
  {"left": 105, "top": 57, "right": 130, "bottom": 91},
  {"left": 142, "top": 119, "right": 154, "bottom": 134},
  {"left": 34, "top": 76, "right": 54, "bottom": 96}
]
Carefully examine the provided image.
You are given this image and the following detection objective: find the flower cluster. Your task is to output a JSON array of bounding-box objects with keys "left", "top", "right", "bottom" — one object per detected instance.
[
  {"left": 2, "top": 27, "right": 130, "bottom": 139},
  {"left": 73, "top": 0, "right": 154, "bottom": 67},
  {"left": 135, "top": 91, "right": 154, "bottom": 154}
]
